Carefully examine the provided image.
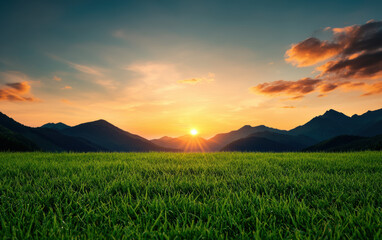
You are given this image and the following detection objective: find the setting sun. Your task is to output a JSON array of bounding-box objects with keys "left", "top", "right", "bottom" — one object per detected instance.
[{"left": 190, "top": 129, "right": 198, "bottom": 136}]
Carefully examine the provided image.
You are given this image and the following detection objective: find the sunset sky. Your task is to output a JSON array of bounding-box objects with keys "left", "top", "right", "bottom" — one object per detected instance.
[{"left": 1, "top": 0, "right": 381, "bottom": 138}]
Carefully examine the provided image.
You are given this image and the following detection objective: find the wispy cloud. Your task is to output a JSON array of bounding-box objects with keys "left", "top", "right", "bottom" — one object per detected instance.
[
  {"left": 178, "top": 73, "right": 215, "bottom": 85},
  {"left": 49, "top": 54, "right": 105, "bottom": 76},
  {"left": 68, "top": 62, "right": 103, "bottom": 76},
  {"left": 53, "top": 75, "right": 62, "bottom": 81},
  {"left": 125, "top": 62, "right": 183, "bottom": 93}
]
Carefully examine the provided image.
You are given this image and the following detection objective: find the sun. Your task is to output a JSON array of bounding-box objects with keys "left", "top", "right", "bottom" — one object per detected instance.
[{"left": 190, "top": 128, "right": 198, "bottom": 136}]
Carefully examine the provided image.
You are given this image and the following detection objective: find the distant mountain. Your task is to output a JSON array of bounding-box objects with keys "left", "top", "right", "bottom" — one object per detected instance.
[
  {"left": 220, "top": 131, "right": 314, "bottom": 152},
  {"left": 41, "top": 122, "right": 70, "bottom": 130},
  {"left": 62, "top": 120, "right": 169, "bottom": 152},
  {"left": 289, "top": 109, "right": 354, "bottom": 142},
  {"left": 0, "top": 125, "right": 39, "bottom": 151},
  {"left": 0, "top": 112, "right": 102, "bottom": 152},
  {"left": 355, "top": 120, "right": 382, "bottom": 137},
  {"left": 351, "top": 109, "right": 382, "bottom": 126},
  {"left": 151, "top": 135, "right": 218, "bottom": 152},
  {"left": 289, "top": 108, "right": 382, "bottom": 141},
  {"left": 209, "top": 125, "right": 287, "bottom": 149},
  {"left": 2, "top": 107, "right": 382, "bottom": 152},
  {"left": 221, "top": 136, "right": 290, "bottom": 152},
  {"left": 305, "top": 135, "right": 382, "bottom": 152}
]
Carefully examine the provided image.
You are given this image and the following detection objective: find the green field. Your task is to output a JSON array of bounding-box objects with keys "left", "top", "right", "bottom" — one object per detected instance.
[{"left": 0, "top": 152, "right": 381, "bottom": 239}]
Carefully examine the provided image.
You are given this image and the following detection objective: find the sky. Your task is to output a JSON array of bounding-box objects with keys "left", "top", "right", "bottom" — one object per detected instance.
[{"left": 0, "top": 0, "right": 381, "bottom": 138}]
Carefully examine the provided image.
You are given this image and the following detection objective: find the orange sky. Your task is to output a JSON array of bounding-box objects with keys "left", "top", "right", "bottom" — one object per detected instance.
[{"left": 0, "top": 2, "right": 381, "bottom": 139}]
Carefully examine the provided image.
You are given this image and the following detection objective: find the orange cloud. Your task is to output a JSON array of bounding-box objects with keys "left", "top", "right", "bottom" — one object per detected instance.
[
  {"left": 251, "top": 78, "right": 322, "bottom": 97},
  {"left": 285, "top": 38, "right": 341, "bottom": 67},
  {"left": 286, "top": 20, "right": 382, "bottom": 72},
  {"left": 319, "top": 83, "right": 338, "bottom": 93},
  {"left": 318, "top": 51, "right": 382, "bottom": 80},
  {"left": 0, "top": 81, "right": 38, "bottom": 102},
  {"left": 362, "top": 82, "right": 382, "bottom": 96},
  {"left": 178, "top": 73, "right": 215, "bottom": 85},
  {"left": 53, "top": 76, "right": 62, "bottom": 81},
  {"left": 178, "top": 78, "right": 204, "bottom": 84},
  {"left": 61, "top": 86, "right": 72, "bottom": 90},
  {"left": 254, "top": 20, "right": 382, "bottom": 99}
]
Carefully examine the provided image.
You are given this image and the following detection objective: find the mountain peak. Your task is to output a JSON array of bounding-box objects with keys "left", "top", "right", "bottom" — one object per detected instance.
[
  {"left": 88, "top": 119, "right": 112, "bottom": 126},
  {"left": 321, "top": 109, "right": 349, "bottom": 119},
  {"left": 41, "top": 122, "right": 70, "bottom": 130},
  {"left": 159, "top": 136, "right": 173, "bottom": 141},
  {"left": 239, "top": 125, "right": 252, "bottom": 130}
]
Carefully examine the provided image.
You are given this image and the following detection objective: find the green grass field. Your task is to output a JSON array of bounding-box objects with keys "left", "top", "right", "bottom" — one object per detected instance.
[{"left": 0, "top": 152, "right": 381, "bottom": 239}]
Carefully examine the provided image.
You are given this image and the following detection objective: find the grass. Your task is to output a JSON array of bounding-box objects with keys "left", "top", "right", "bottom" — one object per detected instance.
[{"left": 0, "top": 152, "right": 381, "bottom": 239}]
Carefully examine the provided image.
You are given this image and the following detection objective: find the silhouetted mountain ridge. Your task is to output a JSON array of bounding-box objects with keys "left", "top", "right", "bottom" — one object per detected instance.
[
  {"left": 305, "top": 135, "right": 382, "bottom": 152},
  {"left": 62, "top": 119, "right": 169, "bottom": 152},
  {"left": 0, "top": 112, "right": 102, "bottom": 151},
  {"left": 2, "top": 107, "right": 382, "bottom": 152},
  {"left": 208, "top": 124, "right": 288, "bottom": 149},
  {"left": 41, "top": 122, "right": 70, "bottom": 130},
  {"left": 221, "top": 131, "right": 314, "bottom": 152}
]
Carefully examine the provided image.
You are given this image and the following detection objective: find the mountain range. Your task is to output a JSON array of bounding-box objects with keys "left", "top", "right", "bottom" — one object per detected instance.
[{"left": 1, "top": 108, "right": 382, "bottom": 152}]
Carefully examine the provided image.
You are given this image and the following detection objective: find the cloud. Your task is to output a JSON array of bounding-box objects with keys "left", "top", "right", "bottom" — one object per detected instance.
[
  {"left": 281, "top": 106, "right": 296, "bottom": 109},
  {"left": 318, "top": 50, "right": 382, "bottom": 79},
  {"left": 69, "top": 62, "right": 103, "bottom": 76},
  {"left": 49, "top": 55, "right": 104, "bottom": 76},
  {"left": 61, "top": 86, "right": 72, "bottom": 90},
  {"left": 178, "top": 73, "right": 215, "bottom": 85},
  {"left": 252, "top": 20, "right": 382, "bottom": 99},
  {"left": 178, "top": 78, "right": 204, "bottom": 84},
  {"left": 251, "top": 78, "right": 322, "bottom": 97},
  {"left": 0, "top": 81, "right": 38, "bottom": 102},
  {"left": 125, "top": 62, "right": 183, "bottom": 96},
  {"left": 319, "top": 83, "right": 339, "bottom": 92},
  {"left": 285, "top": 38, "right": 341, "bottom": 67},
  {"left": 0, "top": 71, "right": 39, "bottom": 102},
  {"left": 53, "top": 75, "right": 62, "bottom": 81},
  {"left": 285, "top": 20, "right": 382, "bottom": 69},
  {"left": 362, "top": 82, "right": 382, "bottom": 96}
]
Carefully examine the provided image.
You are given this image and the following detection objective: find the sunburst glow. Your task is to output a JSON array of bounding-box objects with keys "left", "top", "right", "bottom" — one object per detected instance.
[{"left": 190, "top": 129, "right": 198, "bottom": 136}]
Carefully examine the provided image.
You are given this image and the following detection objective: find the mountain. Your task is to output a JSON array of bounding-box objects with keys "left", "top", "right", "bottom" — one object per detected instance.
[
  {"left": 62, "top": 120, "right": 169, "bottom": 152},
  {"left": 209, "top": 125, "right": 287, "bottom": 149},
  {"left": 0, "top": 112, "right": 102, "bottom": 152},
  {"left": 289, "top": 109, "right": 356, "bottom": 141},
  {"left": 220, "top": 131, "right": 314, "bottom": 152},
  {"left": 2, "top": 107, "right": 382, "bottom": 152},
  {"left": 351, "top": 109, "right": 382, "bottom": 126},
  {"left": 305, "top": 135, "right": 382, "bottom": 152},
  {"left": 151, "top": 135, "right": 218, "bottom": 152},
  {"left": 0, "top": 125, "right": 39, "bottom": 151},
  {"left": 41, "top": 122, "right": 70, "bottom": 130},
  {"left": 289, "top": 108, "right": 382, "bottom": 141},
  {"left": 355, "top": 120, "right": 382, "bottom": 137},
  {"left": 221, "top": 136, "right": 290, "bottom": 152}
]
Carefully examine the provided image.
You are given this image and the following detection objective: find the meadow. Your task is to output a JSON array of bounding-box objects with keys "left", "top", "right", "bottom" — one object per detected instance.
[{"left": 0, "top": 152, "right": 381, "bottom": 239}]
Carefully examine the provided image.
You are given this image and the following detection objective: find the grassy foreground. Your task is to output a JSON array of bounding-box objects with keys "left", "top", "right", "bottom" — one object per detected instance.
[{"left": 0, "top": 152, "right": 381, "bottom": 239}]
